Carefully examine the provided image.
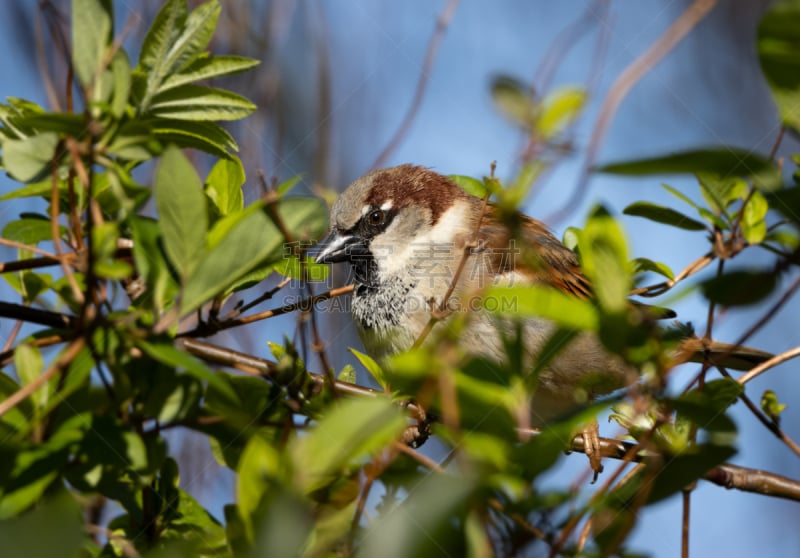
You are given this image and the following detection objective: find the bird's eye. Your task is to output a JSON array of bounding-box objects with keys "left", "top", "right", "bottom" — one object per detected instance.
[{"left": 367, "top": 209, "right": 386, "bottom": 227}]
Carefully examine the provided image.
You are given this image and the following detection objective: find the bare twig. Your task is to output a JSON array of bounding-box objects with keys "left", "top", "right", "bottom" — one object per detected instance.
[
  {"left": 737, "top": 346, "right": 800, "bottom": 386},
  {"left": 546, "top": 0, "right": 719, "bottom": 224},
  {"left": 372, "top": 0, "right": 461, "bottom": 168},
  {"left": 180, "top": 284, "right": 355, "bottom": 337},
  {"left": 413, "top": 166, "right": 493, "bottom": 348},
  {"left": 0, "top": 301, "right": 76, "bottom": 329}
]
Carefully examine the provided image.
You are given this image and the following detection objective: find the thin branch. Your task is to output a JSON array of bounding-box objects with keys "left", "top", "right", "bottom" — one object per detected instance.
[
  {"left": 715, "top": 367, "right": 800, "bottom": 457},
  {"left": 413, "top": 166, "right": 493, "bottom": 348},
  {"left": 737, "top": 346, "right": 800, "bottom": 386},
  {"left": 179, "top": 284, "right": 355, "bottom": 337},
  {"left": 545, "top": 0, "right": 719, "bottom": 224},
  {"left": 0, "top": 301, "right": 76, "bottom": 329},
  {"left": 0, "top": 337, "right": 85, "bottom": 418},
  {"left": 630, "top": 252, "right": 715, "bottom": 297},
  {"left": 50, "top": 150, "right": 84, "bottom": 304},
  {"left": 0, "top": 254, "right": 76, "bottom": 274},
  {"left": 372, "top": 0, "right": 461, "bottom": 168}
]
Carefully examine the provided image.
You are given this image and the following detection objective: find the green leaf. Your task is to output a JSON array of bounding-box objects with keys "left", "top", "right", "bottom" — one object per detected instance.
[
  {"left": 742, "top": 190, "right": 769, "bottom": 244},
  {"left": 138, "top": 0, "right": 221, "bottom": 110},
  {"left": 109, "top": 50, "right": 132, "bottom": 117},
  {"left": 155, "top": 146, "right": 209, "bottom": 281},
  {"left": 276, "top": 174, "right": 303, "bottom": 197},
  {"left": 9, "top": 113, "right": 86, "bottom": 137},
  {"left": 180, "top": 208, "right": 273, "bottom": 314},
  {"left": 161, "top": 54, "right": 260, "bottom": 91},
  {"left": 767, "top": 185, "right": 800, "bottom": 224},
  {"left": 14, "top": 344, "right": 45, "bottom": 409},
  {"left": 758, "top": 0, "right": 800, "bottom": 132},
  {"left": 0, "top": 180, "right": 51, "bottom": 202},
  {"left": 236, "top": 432, "right": 285, "bottom": 540},
  {"left": 579, "top": 205, "right": 631, "bottom": 313},
  {"left": 0, "top": 492, "right": 86, "bottom": 558},
  {"left": 181, "top": 197, "right": 326, "bottom": 315},
  {"left": 2, "top": 132, "right": 59, "bottom": 182},
  {"left": 449, "top": 174, "right": 488, "bottom": 198},
  {"left": 647, "top": 445, "right": 737, "bottom": 503},
  {"left": 357, "top": 472, "right": 476, "bottom": 558},
  {"left": 623, "top": 201, "right": 706, "bottom": 231},
  {"left": 483, "top": 284, "right": 598, "bottom": 331},
  {"left": 151, "top": 118, "right": 238, "bottom": 155},
  {"left": 701, "top": 270, "right": 777, "bottom": 306},
  {"left": 337, "top": 364, "right": 357, "bottom": 384},
  {"left": 136, "top": 339, "right": 237, "bottom": 402},
  {"left": 490, "top": 75, "right": 536, "bottom": 127},
  {"left": 107, "top": 121, "right": 161, "bottom": 161},
  {"left": 632, "top": 257, "right": 674, "bottom": 280},
  {"left": 349, "top": 348, "right": 387, "bottom": 390},
  {"left": 205, "top": 156, "right": 245, "bottom": 216},
  {"left": 138, "top": 0, "right": 188, "bottom": 72},
  {"left": 761, "top": 389, "right": 787, "bottom": 424},
  {"left": 599, "top": 149, "right": 781, "bottom": 190},
  {"left": 662, "top": 183, "right": 701, "bottom": 209},
  {"left": 71, "top": 0, "right": 112, "bottom": 87},
  {"left": 2, "top": 218, "right": 65, "bottom": 245},
  {"left": 291, "top": 397, "right": 405, "bottom": 494},
  {"left": 149, "top": 84, "right": 257, "bottom": 121},
  {"left": 536, "top": 86, "right": 586, "bottom": 140},
  {"left": 129, "top": 216, "right": 178, "bottom": 314},
  {"left": 696, "top": 173, "right": 748, "bottom": 215}
]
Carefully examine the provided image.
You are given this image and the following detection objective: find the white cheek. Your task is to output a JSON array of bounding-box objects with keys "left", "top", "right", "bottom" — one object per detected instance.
[{"left": 371, "top": 203, "right": 472, "bottom": 277}]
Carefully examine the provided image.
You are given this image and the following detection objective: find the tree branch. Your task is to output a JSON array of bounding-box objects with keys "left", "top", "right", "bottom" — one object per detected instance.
[{"left": 178, "top": 338, "right": 800, "bottom": 502}]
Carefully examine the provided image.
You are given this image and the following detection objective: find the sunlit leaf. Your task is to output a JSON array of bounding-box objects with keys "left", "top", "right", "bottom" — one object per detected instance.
[
  {"left": 155, "top": 146, "right": 208, "bottom": 281},
  {"left": 71, "top": 0, "right": 112, "bottom": 87}
]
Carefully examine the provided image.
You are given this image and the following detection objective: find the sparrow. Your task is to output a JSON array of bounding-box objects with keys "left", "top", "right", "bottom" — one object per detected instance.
[{"left": 315, "top": 164, "right": 770, "bottom": 473}]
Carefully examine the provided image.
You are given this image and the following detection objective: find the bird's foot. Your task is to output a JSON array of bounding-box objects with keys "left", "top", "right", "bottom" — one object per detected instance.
[{"left": 582, "top": 419, "right": 604, "bottom": 482}]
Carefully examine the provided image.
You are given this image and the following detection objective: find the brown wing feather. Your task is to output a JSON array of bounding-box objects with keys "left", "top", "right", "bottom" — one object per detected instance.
[{"left": 475, "top": 203, "right": 592, "bottom": 299}]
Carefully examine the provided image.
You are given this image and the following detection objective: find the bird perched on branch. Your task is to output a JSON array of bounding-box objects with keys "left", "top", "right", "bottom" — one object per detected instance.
[{"left": 315, "top": 164, "right": 770, "bottom": 474}]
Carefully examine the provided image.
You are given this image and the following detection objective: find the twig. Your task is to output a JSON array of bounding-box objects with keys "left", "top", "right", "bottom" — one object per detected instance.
[
  {"left": 180, "top": 284, "right": 355, "bottom": 336},
  {"left": 50, "top": 152, "right": 84, "bottom": 304},
  {"left": 0, "top": 301, "right": 76, "bottom": 329},
  {"left": 545, "top": 0, "right": 719, "bottom": 224},
  {"left": 0, "top": 237, "right": 60, "bottom": 260},
  {"left": 412, "top": 166, "right": 493, "bottom": 348},
  {"left": 715, "top": 367, "right": 800, "bottom": 457},
  {"left": 0, "top": 334, "right": 66, "bottom": 367},
  {"left": 737, "top": 346, "right": 800, "bottom": 386},
  {"left": 372, "top": 0, "right": 461, "bottom": 168},
  {"left": 224, "top": 276, "right": 292, "bottom": 319},
  {"left": 630, "top": 252, "right": 715, "bottom": 297},
  {"left": 0, "top": 337, "right": 85, "bottom": 418},
  {"left": 0, "top": 254, "right": 76, "bottom": 274},
  {"left": 685, "top": 273, "right": 800, "bottom": 391}
]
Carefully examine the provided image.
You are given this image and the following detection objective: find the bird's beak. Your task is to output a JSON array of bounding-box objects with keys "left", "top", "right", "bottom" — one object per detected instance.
[{"left": 314, "top": 230, "right": 365, "bottom": 264}]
